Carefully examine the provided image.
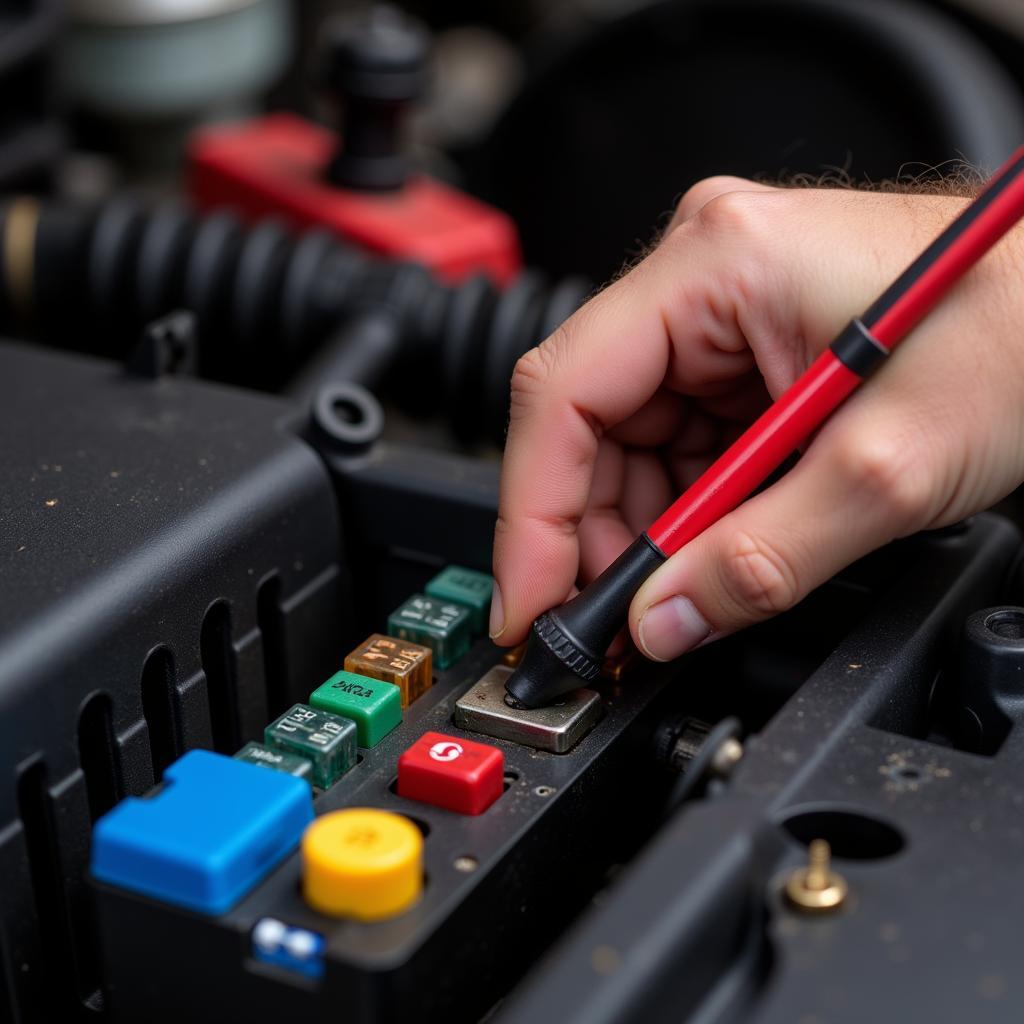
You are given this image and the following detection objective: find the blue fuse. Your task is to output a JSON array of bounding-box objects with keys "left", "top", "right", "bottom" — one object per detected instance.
[{"left": 251, "top": 917, "right": 325, "bottom": 980}]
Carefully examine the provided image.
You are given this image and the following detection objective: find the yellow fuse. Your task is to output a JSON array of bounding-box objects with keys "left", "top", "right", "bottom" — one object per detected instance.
[
  {"left": 345, "top": 633, "right": 432, "bottom": 708},
  {"left": 302, "top": 809, "right": 422, "bottom": 921}
]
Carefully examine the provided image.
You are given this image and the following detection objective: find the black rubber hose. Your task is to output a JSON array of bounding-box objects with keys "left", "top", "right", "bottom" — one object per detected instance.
[{"left": 0, "top": 196, "right": 592, "bottom": 445}]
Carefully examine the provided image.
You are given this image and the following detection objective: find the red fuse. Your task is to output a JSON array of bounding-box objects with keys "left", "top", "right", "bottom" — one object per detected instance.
[{"left": 397, "top": 731, "right": 504, "bottom": 816}]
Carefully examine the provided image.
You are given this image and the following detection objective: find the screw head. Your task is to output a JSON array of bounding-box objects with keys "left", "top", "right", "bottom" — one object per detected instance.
[{"left": 710, "top": 736, "right": 743, "bottom": 776}]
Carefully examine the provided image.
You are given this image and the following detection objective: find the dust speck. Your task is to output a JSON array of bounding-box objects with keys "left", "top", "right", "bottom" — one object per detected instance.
[{"left": 591, "top": 945, "right": 620, "bottom": 975}]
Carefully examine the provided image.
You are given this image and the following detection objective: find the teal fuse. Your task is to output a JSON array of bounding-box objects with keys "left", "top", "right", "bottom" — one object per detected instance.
[
  {"left": 234, "top": 741, "right": 314, "bottom": 787},
  {"left": 265, "top": 704, "right": 357, "bottom": 789},
  {"left": 425, "top": 565, "right": 494, "bottom": 634},
  {"left": 388, "top": 594, "right": 472, "bottom": 670}
]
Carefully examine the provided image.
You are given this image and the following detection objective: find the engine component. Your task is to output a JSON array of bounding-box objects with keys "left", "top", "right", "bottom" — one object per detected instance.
[
  {"left": 61, "top": 0, "right": 292, "bottom": 173},
  {"left": 0, "top": 196, "right": 591, "bottom": 444},
  {"left": 320, "top": 4, "right": 429, "bottom": 192}
]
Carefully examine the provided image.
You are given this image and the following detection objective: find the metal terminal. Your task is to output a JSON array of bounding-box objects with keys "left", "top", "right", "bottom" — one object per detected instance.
[
  {"left": 784, "top": 839, "right": 848, "bottom": 913},
  {"left": 454, "top": 664, "right": 602, "bottom": 754},
  {"left": 502, "top": 643, "right": 527, "bottom": 668},
  {"left": 601, "top": 647, "right": 637, "bottom": 682}
]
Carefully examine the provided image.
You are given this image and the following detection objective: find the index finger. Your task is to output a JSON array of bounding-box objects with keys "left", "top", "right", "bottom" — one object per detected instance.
[{"left": 490, "top": 230, "right": 757, "bottom": 644}]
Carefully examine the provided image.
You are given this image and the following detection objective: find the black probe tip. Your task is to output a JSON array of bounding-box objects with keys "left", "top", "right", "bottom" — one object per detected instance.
[
  {"left": 503, "top": 535, "right": 666, "bottom": 708},
  {"left": 504, "top": 613, "right": 601, "bottom": 708}
]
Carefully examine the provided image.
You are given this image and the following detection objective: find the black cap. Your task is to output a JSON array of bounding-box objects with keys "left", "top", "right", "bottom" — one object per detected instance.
[{"left": 320, "top": 5, "right": 430, "bottom": 191}]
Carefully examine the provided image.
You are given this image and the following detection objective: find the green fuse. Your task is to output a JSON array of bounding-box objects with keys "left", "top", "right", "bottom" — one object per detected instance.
[
  {"left": 425, "top": 565, "right": 494, "bottom": 635},
  {"left": 388, "top": 594, "right": 472, "bottom": 670},
  {"left": 309, "top": 671, "right": 402, "bottom": 747},
  {"left": 234, "top": 741, "right": 314, "bottom": 787},
  {"left": 264, "top": 703, "right": 357, "bottom": 789}
]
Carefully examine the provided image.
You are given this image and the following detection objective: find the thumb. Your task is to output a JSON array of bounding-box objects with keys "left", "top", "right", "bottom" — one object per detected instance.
[{"left": 628, "top": 418, "right": 934, "bottom": 660}]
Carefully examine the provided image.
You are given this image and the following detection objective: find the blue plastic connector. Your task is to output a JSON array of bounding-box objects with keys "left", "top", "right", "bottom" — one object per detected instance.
[{"left": 91, "top": 749, "right": 313, "bottom": 915}]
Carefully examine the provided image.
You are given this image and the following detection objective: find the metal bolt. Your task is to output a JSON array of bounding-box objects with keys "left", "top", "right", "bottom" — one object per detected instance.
[
  {"left": 453, "top": 856, "right": 478, "bottom": 873},
  {"left": 710, "top": 737, "right": 743, "bottom": 776},
  {"left": 784, "top": 839, "right": 848, "bottom": 913}
]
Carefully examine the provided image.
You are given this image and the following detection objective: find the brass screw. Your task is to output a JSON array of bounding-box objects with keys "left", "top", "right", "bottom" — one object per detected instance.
[{"left": 784, "top": 839, "right": 848, "bottom": 913}]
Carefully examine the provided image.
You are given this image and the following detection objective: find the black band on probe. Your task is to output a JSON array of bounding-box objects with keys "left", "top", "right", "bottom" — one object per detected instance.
[{"left": 829, "top": 318, "right": 889, "bottom": 377}]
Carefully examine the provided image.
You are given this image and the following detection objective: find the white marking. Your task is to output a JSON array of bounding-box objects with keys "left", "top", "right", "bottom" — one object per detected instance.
[{"left": 429, "top": 741, "right": 463, "bottom": 762}]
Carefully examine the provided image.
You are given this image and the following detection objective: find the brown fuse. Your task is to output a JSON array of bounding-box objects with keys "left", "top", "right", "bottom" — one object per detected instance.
[{"left": 345, "top": 633, "right": 433, "bottom": 708}]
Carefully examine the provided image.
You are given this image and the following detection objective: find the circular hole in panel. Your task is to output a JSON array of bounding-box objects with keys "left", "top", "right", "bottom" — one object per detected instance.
[
  {"left": 779, "top": 808, "right": 905, "bottom": 860},
  {"left": 453, "top": 855, "right": 478, "bottom": 873},
  {"left": 534, "top": 785, "right": 556, "bottom": 798},
  {"left": 985, "top": 608, "right": 1024, "bottom": 640}
]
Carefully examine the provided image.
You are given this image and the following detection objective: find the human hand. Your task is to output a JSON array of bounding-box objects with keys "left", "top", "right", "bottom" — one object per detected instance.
[{"left": 490, "top": 176, "right": 1024, "bottom": 662}]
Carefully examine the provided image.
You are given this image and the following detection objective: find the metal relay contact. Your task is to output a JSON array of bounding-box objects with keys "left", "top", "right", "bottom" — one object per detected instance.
[{"left": 454, "top": 664, "right": 602, "bottom": 753}]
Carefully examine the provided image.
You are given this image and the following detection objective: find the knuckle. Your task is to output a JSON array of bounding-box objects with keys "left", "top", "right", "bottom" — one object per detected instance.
[
  {"left": 675, "top": 175, "right": 750, "bottom": 220},
  {"left": 835, "top": 433, "right": 928, "bottom": 522},
  {"left": 675, "top": 176, "right": 757, "bottom": 228},
  {"left": 509, "top": 337, "right": 561, "bottom": 410},
  {"left": 693, "top": 189, "right": 761, "bottom": 240},
  {"left": 720, "top": 531, "right": 802, "bottom": 617}
]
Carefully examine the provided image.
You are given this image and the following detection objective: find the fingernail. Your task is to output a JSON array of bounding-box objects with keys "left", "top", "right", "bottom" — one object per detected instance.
[
  {"left": 488, "top": 584, "right": 505, "bottom": 639},
  {"left": 638, "top": 596, "right": 712, "bottom": 662}
]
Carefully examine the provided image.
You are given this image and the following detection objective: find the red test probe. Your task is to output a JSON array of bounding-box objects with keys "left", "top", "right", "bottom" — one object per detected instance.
[{"left": 505, "top": 144, "right": 1024, "bottom": 708}]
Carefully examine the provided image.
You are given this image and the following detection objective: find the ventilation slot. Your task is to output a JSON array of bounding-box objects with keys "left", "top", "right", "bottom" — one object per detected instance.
[
  {"left": 140, "top": 646, "right": 181, "bottom": 781},
  {"left": 201, "top": 600, "right": 240, "bottom": 753},
  {"left": 17, "top": 760, "right": 101, "bottom": 1015},
  {"left": 258, "top": 574, "right": 289, "bottom": 720},
  {"left": 77, "top": 693, "right": 122, "bottom": 822}
]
